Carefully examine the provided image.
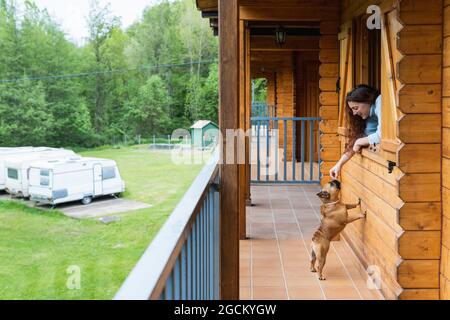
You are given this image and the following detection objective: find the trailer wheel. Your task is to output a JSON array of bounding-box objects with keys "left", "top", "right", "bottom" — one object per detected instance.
[{"left": 81, "top": 196, "right": 92, "bottom": 205}]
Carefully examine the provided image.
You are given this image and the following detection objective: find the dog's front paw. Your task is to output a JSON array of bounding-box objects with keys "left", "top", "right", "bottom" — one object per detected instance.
[
  {"left": 310, "top": 267, "right": 317, "bottom": 273},
  {"left": 318, "top": 276, "right": 326, "bottom": 281}
]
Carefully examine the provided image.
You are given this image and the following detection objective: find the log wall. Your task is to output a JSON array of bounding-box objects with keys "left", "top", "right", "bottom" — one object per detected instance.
[
  {"left": 319, "top": 19, "right": 341, "bottom": 185},
  {"left": 338, "top": 0, "right": 443, "bottom": 300},
  {"left": 442, "top": 0, "right": 450, "bottom": 300}
]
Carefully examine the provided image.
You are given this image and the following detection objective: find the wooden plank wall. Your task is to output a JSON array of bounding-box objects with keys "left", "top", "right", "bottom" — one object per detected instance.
[
  {"left": 295, "top": 52, "right": 321, "bottom": 162},
  {"left": 442, "top": 0, "right": 450, "bottom": 300},
  {"left": 338, "top": 0, "right": 444, "bottom": 300},
  {"left": 340, "top": 152, "right": 404, "bottom": 300},
  {"left": 396, "top": 0, "right": 442, "bottom": 300},
  {"left": 338, "top": 0, "right": 401, "bottom": 300},
  {"left": 319, "top": 19, "right": 340, "bottom": 185},
  {"left": 278, "top": 53, "right": 296, "bottom": 160}
]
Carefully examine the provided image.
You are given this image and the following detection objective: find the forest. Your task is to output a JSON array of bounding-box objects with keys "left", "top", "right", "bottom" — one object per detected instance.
[{"left": 0, "top": 0, "right": 219, "bottom": 148}]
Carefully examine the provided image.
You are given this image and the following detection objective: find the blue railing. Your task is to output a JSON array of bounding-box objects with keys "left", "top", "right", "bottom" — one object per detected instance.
[
  {"left": 251, "top": 117, "right": 321, "bottom": 184},
  {"left": 251, "top": 103, "right": 276, "bottom": 138},
  {"left": 114, "top": 152, "right": 220, "bottom": 300},
  {"left": 252, "top": 102, "right": 276, "bottom": 118}
]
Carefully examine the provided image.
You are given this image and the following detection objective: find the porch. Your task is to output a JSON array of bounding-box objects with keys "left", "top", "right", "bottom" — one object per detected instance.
[
  {"left": 112, "top": 0, "right": 448, "bottom": 301},
  {"left": 240, "top": 185, "right": 383, "bottom": 300}
]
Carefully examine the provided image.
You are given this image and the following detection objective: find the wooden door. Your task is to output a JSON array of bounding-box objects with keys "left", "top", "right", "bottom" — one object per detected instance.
[
  {"left": 295, "top": 52, "right": 320, "bottom": 162},
  {"left": 93, "top": 164, "right": 103, "bottom": 196}
]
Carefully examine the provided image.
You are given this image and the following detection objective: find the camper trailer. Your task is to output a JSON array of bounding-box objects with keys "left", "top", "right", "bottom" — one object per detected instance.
[
  {"left": 0, "top": 147, "right": 50, "bottom": 191},
  {"left": 29, "top": 157, "right": 125, "bottom": 206},
  {"left": 4, "top": 149, "right": 77, "bottom": 198}
]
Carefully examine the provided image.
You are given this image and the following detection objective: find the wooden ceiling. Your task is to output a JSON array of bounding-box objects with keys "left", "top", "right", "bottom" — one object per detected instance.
[
  {"left": 196, "top": 0, "right": 217, "bottom": 11},
  {"left": 196, "top": 0, "right": 338, "bottom": 50},
  {"left": 197, "top": 0, "right": 340, "bottom": 10}
]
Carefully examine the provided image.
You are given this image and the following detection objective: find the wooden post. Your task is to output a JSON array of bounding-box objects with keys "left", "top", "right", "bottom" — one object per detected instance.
[
  {"left": 245, "top": 24, "right": 252, "bottom": 208},
  {"left": 219, "top": 0, "right": 240, "bottom": 300},
  {"left": 442, "top": 0, "right": 450, "bottom": 301},
  {"left": 239, "top": 19, "right": 247, "bottom": 240}
]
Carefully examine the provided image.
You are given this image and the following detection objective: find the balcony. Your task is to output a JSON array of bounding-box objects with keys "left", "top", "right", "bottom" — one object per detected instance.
[{"left": 239, "top": 185, "right": 384, "bottom": 300}]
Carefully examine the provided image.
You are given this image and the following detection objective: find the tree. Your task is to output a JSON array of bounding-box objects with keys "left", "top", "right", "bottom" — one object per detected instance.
[
  {"left": 0, "top": 80, "right": 53, "bottom": 146},
  {"left": 126, "top": 75, "right": 170, "bottom": 136},
  {"left": 0, "top": 0, "right": 219, "bottom": 147},
  {"left": 86, "top": 0, "right": 121, "bottom": 133},
  {"left": 197, "top": 63, "right": 218, "bottom": 123},
  {"left": 0, "top": 0, "right": 22, "bottom": 77}
]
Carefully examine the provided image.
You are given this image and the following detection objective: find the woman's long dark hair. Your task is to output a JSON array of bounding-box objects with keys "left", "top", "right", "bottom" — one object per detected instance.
[{"left": 345, "top": 84, "right": 380, "bottom": 153}]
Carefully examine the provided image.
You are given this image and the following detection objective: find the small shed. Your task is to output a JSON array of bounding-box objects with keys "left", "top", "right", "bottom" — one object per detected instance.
[{"left": 190, "top": 120, "right": 219, "bottom": 149}]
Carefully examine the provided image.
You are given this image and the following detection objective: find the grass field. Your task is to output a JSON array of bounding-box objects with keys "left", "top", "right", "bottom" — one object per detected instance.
[{"left": 0, "top": 145, "right": 207, "bottom": 300}]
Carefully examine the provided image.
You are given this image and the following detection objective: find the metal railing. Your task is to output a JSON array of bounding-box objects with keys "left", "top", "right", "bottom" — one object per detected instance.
[
  {"left": 251, "top": 102, "right": 276, "bottom": 118},
  {"left": 114, "top": 152, "right": 220, "bottom": 300},
  {"left": 251, "top": 116, "right": 321, "bottom": 184}
]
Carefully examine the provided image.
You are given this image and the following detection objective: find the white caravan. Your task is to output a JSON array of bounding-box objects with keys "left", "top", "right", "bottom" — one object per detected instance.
[
  {"left": 4, "top": 149, "right": 77, "bottom": 197},
  {"left": 0, "top": 147, "right": 50, "bottom": 191},
  {"left": 29, "top": 157, "right": 125, "bottom": 206}
]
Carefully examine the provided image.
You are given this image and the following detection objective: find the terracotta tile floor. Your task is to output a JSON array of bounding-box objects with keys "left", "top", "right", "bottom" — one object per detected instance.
[{"left": 240, "top": 185, "right": 384, "bottom": 300}]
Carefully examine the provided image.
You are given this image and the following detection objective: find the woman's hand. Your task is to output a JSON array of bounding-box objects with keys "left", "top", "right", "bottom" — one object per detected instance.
[
  {"left": 353, "top": 141, "right": 363, "bottom": 154},
  {"left": 329, "top": 163, "right": 342, "bottom": 180},
  {"left": 353, "top": 138, "right": 370, "bottom": 154}
]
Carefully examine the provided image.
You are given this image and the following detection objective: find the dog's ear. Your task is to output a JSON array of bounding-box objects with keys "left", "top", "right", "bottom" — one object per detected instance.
[{"left": 330, "top": 180, "right": 341, "bottom": 190}]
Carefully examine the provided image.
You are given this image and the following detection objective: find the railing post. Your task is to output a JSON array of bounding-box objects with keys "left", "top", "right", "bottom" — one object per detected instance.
[
  {"left": 208, "top": 188, "right": 214, "bottom": 299},
  {"left": 284, "top": 119, "right": 287, "bottom": 181},
  {"left": 174, "top": 258, "right": 181, "bottom": 300},
  {"left": 181, "top": 245, "right": 186, "bottom": 300},
  {"left": 301, "top": 120, "right": 305, "bottom": 182},
  {"left": 214, "top": 177, "right": 220, "bottom": 300},
  {"left": 309, "top": 120, "right": 314, "bottom": 181},
  {"left": 292, "top": 119, "right": 296, "bottom": 180},
  {"left": 186, "top": 237, "right": 192, "bottom": 300},
  {"left": 275, "top": 120, "right": 279, "bottom": 181},
  {"left": 266, "top": 119, "right": 270, "bottom": 181}
]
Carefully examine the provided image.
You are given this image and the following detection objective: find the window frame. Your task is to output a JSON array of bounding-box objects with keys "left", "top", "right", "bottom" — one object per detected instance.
[
  {"left": 7, "top": 168, "right": 18, "bottom": 180},
  {"left": 102, "top": 166, "right": 116, "bottom": 181}
]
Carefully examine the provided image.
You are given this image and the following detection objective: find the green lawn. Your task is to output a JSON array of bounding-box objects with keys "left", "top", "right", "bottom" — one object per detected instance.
[{"left": 0, "top": 145, "right": 206, "bottom": 300}]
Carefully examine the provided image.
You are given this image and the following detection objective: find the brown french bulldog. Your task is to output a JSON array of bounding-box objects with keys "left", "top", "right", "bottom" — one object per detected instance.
[{"left": 310, "top": 180, "right": 365, "bottom": 280}]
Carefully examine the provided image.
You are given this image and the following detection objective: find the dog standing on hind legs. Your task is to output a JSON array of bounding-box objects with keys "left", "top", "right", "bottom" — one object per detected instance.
[{"left": 310, "top": 180, "right": 366, "bottom": 280}]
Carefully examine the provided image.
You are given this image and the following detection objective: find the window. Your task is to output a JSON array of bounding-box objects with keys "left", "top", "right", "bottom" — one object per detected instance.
[
  {"left": 40, "top": 169, "right": 49, "bottom": 177},
  {"left": 352, "top": 16, "right": 381, "bottom": 91},
  {"left": 7, "top": 168, "right": 18, "bottom": 180},
  {"left": 102, "top": 167, "right": 116, "bottom": 180},
  {"left": 40, "top": 177, "right": 49, "bottom": 187}
]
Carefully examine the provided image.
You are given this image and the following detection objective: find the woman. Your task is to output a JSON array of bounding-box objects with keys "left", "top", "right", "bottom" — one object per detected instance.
[{"left": 329, "top": 85, "right": 381, "bottom": 179}]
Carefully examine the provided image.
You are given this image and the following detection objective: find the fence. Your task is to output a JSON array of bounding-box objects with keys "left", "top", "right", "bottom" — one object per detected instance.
[
  {"left": 114, "top": 152, "right": 220, "bottom": 300},
  {"left": 251, "top": 116, "right": 321, "bottom": 184}
]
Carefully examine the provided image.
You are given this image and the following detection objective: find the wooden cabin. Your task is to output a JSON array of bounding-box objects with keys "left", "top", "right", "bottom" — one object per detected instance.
[{"left": 196, "top": 0, "right": 450, "bottom": 300}]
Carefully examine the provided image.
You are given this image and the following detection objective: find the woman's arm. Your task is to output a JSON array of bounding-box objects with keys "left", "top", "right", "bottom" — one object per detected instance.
[
  {"left": 329, "top": 150, "right": 355, "bottom": 179},
  {"left": 367, "top": 96, "right": 382, "bottom": 145},
  {"left": 353, "top": 137, "right": 370, "bottom": 153}
]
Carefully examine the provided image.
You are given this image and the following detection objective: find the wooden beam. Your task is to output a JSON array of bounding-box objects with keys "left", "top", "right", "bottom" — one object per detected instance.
[
  {"left": 219, "top": 0, "right": 240, "bottom": 300},
  {"left": 196, "top": 0, "right": 218, "bottom": 11},
  {"left": 239, "top": 20, "right": 246, "bottom": 241},
  {"left": 398, "top": 260, "right": 440, "bottom": 288},
  {"left": 250, "top": 36, "right": 319, "bottom": 51},
  {"left": 245, "top": 25, "right": 252, "bottom": 207},
  {"left": 399, "top": 289, "right": 440, "bottom": 300},
  {"left": 240, "top": 6, "right": 339, "bottom": 21}
]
